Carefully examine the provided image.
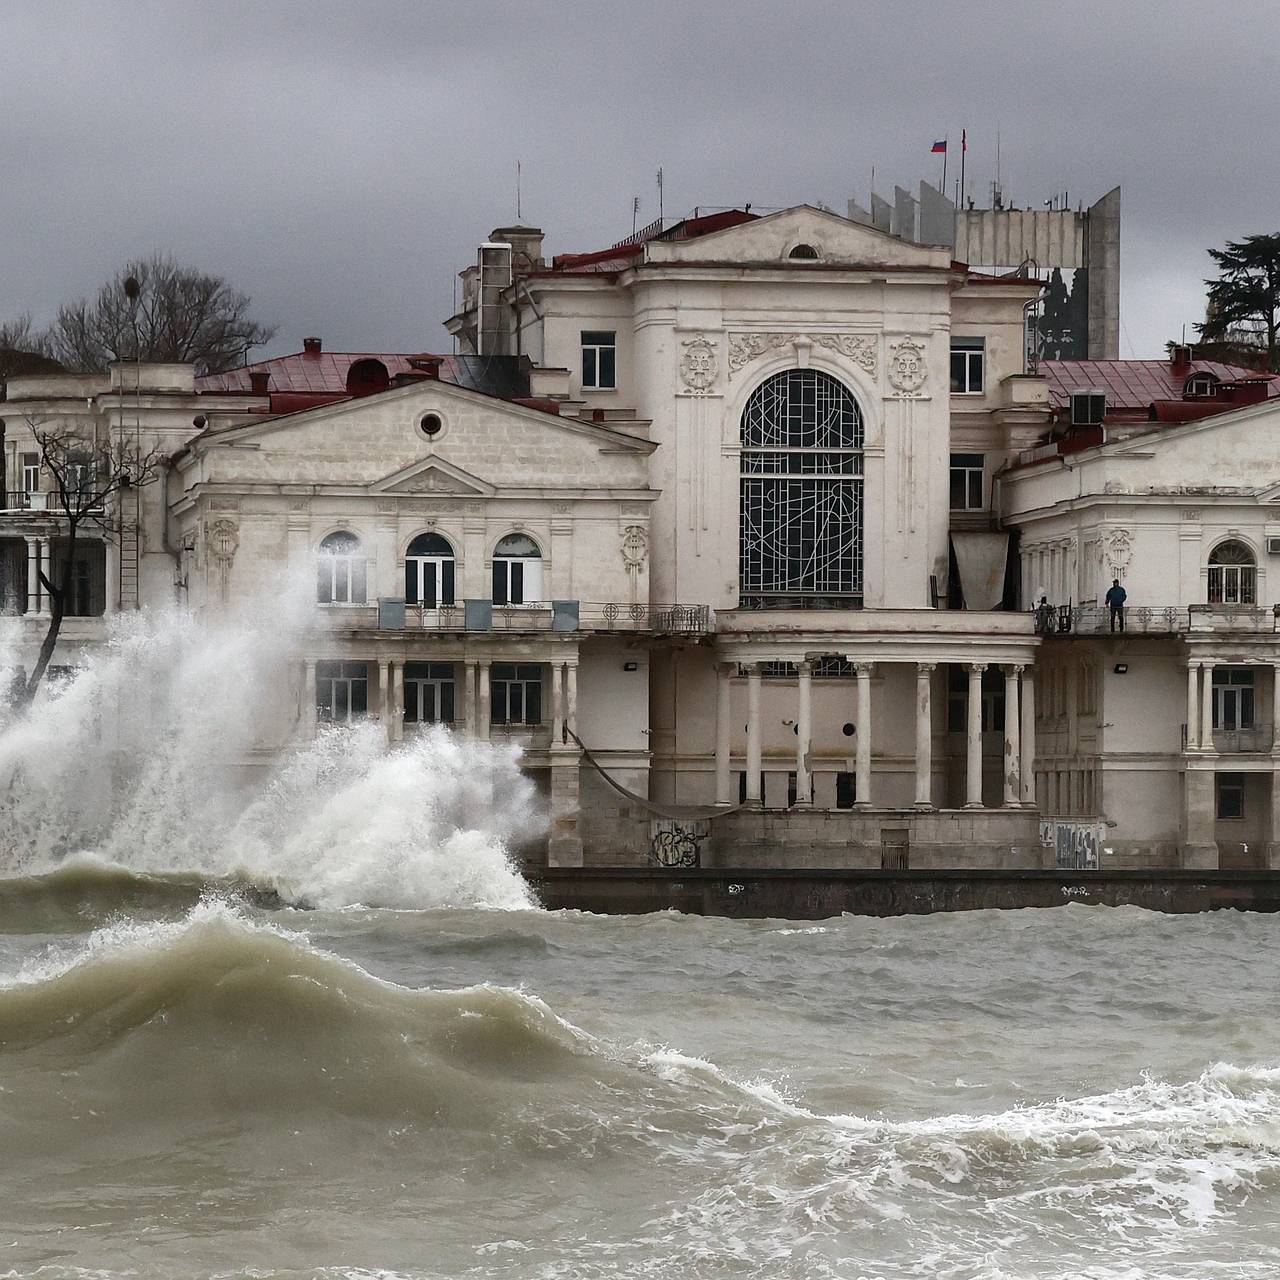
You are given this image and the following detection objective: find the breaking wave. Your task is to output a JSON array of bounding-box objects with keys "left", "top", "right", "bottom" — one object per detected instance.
[{"left": 0, "top": 598, "right": 540, "bottom": 910}]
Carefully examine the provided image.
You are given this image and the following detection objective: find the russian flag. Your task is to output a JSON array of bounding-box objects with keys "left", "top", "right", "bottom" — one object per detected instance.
[{"left": 930, "top": 139, "right": 947, "bottom": 153}]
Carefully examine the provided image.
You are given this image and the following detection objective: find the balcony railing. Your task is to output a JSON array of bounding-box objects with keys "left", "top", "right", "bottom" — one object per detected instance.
[
  {"left": 1047, "top": 604, "right": 1280, "bottom": 636},
  {"left": 0, "top": 491, "right": 48, "bottom": 512},
  {"left": 1181, "top": 721, "right": 1276, "bottom": 752},
  {"left": 320, "top": 599, "right": 713, "bottom": 636}
]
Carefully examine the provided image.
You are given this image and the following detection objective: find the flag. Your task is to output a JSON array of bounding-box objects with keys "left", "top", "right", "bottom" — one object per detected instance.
[
  {"left": 931, "top": 139, "right": 947, "bottom": 154},
  {"left": 961, "top": 129, "right": 967, "bottom": 152}
]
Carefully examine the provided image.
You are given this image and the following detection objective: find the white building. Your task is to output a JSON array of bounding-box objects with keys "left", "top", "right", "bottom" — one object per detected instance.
[{"left": 10, "top": 204, "right": 1275, "bottom": 870}]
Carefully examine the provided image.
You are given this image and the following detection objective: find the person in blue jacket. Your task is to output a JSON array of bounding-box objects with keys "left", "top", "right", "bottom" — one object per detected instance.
[{"left": 1105, "top": 579, "right": 1127, "bottom": 632}]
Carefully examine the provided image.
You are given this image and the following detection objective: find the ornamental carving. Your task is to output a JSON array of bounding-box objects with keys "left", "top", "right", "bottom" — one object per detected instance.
[
  {"left": 679, "top": 336, "right": 718, "bottom": 392},
  {"left": 1103, "top": 527, "right": 1133, "bottom": 576},
  {"left": 207, "top": 517, "right": 239, "bottom": 604},
  {"left": 727, "top": 332, "right": 877, "bottom": 379},
  {"left": 621, "top": 525, "right": 648, "bottom": 573},
  {"left": 887, "top": 337, "right": 928, "bottom": 395}
]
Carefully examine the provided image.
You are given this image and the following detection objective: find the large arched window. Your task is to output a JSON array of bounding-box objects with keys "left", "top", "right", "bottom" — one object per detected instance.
[
  {"left": 739, "top": 369, "right": 864, "bottom": 609},
  {"left": 1208, "top": 540, "right": 1256, "bottom": 604},
  {"left": 405, "top": 532, "right": 456, "bottom": 607},
  {"left": 492, "top": 533, "right": 542, "bottom": 605},
  {"left": 317, "top": 531, "right": 367, "bottom": 604}
]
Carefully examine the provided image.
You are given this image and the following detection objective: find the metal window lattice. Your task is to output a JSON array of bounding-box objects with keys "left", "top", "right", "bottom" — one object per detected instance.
[{"left": 740, "top": 371, "right": 863, "bottom": 607}]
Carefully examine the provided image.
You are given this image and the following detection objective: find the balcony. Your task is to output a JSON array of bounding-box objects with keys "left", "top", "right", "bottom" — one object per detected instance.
[
  {"left": 1049, "top": 604, "right": 1280, "bottom": 636},
  {"left": 1181, "top": 722, "right": 1275, "bottom": 752},
  {"left": 0, "top": 491, "right": 49, "bottom": 513},
  {"left": 317, "top": 599, "right": 712, "bottom": 636}
]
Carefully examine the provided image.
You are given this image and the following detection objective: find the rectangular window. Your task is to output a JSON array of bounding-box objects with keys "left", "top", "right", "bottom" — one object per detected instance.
[
  {"left": 404, "top": 661, "right": 456, "bottom": 725},
  {"left": 317, "top": 555, "right": 368, "bottom": 605},
  {"left": 1212, "top": 668, "right": 1255, "bottom": 731},
  {"left": 950, "top": 337, "right": 985, "bottom": 394},
  {"left": 835, "top": 772, "right": 856, "bottom": 809},
  {"left": 581, "top": 330, "right": 616, "bottom": 390},
  {"left": 316, "top": 661, "right": 369, "bottom": 724},
  {"left": 21, "top": 453, "right": 39, "bottom": 497},
  {"left": 491, "top": 663, "right": 543, "bottom": 726},
  {"left": 492, "top": 557, "right": 543, "bottom": 606},
  {"left": 949, "top": 452, "right": 985, "bottom": 511},
  {"left": 1216, "top": 772, "right": 1245, "bottom": 820},
  {"left": 786, "top": 772, "right": 798, "bottom": 807}
]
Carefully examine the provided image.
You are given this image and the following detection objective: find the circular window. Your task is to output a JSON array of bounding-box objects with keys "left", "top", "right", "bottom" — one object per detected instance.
[
  {"left": 419, "top": 413, "right": 444, "bottom": 439},
  {"left": 842, "top": 722, "right": 856, "bottom": 737}
]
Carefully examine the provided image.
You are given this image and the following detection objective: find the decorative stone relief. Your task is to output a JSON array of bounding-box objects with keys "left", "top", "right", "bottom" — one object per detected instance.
[
  {"left": 727, "top": 332, "right": 877, "bottom": 379},
  {"left": 621, "top": 525, "right": 648, "bottom": 574},
  {"left": 207, "top": 518, "right": 239, "bottom": 603},
  {"left": 887, "top": 337, "right": 928, "bottom": 396},
  {"left": 1103, "top": 527, "right": 1133, "bottom": 577},
  {"left": 679, "top": 335, "right": 718, "bottom": 392}
]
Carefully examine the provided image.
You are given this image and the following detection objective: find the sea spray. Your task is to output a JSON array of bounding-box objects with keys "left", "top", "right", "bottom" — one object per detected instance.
[{"left": 0, "top": 587, "right": 540, "bottom": 908}]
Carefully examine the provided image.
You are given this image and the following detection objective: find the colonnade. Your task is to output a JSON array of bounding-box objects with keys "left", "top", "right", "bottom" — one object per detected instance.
[
  {"left": 21, "top": 536, "right": 52, "bottom": 616},
  {"left": 713, "top": 659, "right": 1036, "bottom": 811},
  {"left": 300, "top": 655, "right": 578, "bottom": 743},
  {"left": 1185, "top": 658, "right": 1280, "bottom": 752}
]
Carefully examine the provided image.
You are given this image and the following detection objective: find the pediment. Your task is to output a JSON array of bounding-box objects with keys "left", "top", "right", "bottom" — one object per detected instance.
[
  {"left": 372, "top": 456, "right": 496, "bottom": 497},
  {"left": 646, "top": 205, "right": 951, "bottom": 271}
]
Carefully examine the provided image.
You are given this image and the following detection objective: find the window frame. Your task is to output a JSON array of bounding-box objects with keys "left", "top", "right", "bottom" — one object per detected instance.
[
  {"left": 580, "top": 330, "right": 617, "bottom": 390},
  {"left": 403, "top": 661, "right": 456, "bottom": 726},
  {"left": 490, "top": 662, "right": 544, "bottom": 727},
  {"left": 1207, "top": 541, "right": 1257, "bottom": 606},
  {"left": 949, "top": 452, "right": 985, "bottom": 512},
  {"left": 405, "top": 532, "right": 457, "bottom": 608},
  {"left": 20, "top": 453, "right": 39, "bottom": 496},
  {"left": 1216, "top": 772, "right": 1246, "bottom": 821},
  {"left": 316, "top": 660, "right": 369, "bottom": 724},
  {"left": 317, "top": 532, "right": 368, "bottom": 606},
  {"left": 492, "top": 533, "right": 544, "bottom": 606},
  {"left": 1211, "top": 668, "right": 1256, "bottom": 731},
  {"left": 950, "top": 337, "right": 986, "bottom": 395}
]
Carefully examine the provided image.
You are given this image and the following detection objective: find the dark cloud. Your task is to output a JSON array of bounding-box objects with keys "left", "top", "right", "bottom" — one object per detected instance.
[{"left": 3, "top": 0, "right": 1276, "bottom": 358}]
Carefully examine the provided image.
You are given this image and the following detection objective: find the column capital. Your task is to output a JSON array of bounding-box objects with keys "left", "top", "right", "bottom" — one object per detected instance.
[
  {"left": 1004, "top": 663, "right": 1026, "bottom": 676},
  {"left": 853, "top": 661, "right": 875, "bottom": 677},
  {"left": 796, "top": 658, "right": 813, "bottom": 675},
  {"left": 742, "top": 659, "right": 760, "bottom": 673},
  {"left": 968, "top": 661, "right": 987, "bottom": 675},
  {"left": 916, "top": 661, "right": 937, "bottom": 675}
]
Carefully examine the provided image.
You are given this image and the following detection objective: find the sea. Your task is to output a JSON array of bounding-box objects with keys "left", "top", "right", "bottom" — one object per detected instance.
[{"left": 1, "top": 598, "right": 1278, "bottom": 1279}]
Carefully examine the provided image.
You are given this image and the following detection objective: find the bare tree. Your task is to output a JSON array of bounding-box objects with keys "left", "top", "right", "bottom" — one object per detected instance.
[
  {"left": 19, "top": 421, "right": 165, "bottom": 705},
  {"left": 0, "top": 314, "right": 61, "bottom": 380},
  {"left": 47, "top": 255, "right": 275, "bottom": 375}
]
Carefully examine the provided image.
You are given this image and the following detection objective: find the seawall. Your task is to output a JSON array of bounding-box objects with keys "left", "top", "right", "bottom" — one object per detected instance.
[{"left": 525, "top": 868, "right": 1280, "bottom": 919}]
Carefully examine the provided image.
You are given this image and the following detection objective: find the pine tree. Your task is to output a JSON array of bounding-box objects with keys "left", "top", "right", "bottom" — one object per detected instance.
[{"left": 1197, "top": 233, "right": 1280, "bottom": 372}]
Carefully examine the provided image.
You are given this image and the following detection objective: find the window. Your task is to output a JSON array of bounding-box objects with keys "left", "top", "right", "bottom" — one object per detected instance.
[
  {"left": 950, "top": 337, "right": 985, "bottom": 394},
  {"left": 404, "top": 661, "right": 455, "bottom": 725},
  {"left": 21, "top": 453, "right": 39, "bottom": 496},
  {"left": 317, "top": 531, "right": 367, "bottom": 604},
  {"left": 1212, "top": 668, "right": 1255, "bottom": 731},
  {"left": 737, "top": 771, "right": 765, "bottom": 804},
  {"left": 786, "top": 772, "right": 798, "bottom": 806},
  {"left": 739, "top": 369, "right": 864, "bottom": 610},
  {"left": 835, "top": 772, "right": 856, "bottom": 808},
  {"left": 949, "top": 453, "right": 984, "bottom": 511},
  {"left": 1207, "top": 541, "right": 1256, "bottom": 605},
  {"left": 492, "top": 532, "right": 543, "bottom": 605},
  {"left": 1216, "top": 772, "right": 1245, "bottom": 820},
  {"left": 1185, "top": 373, "right": 1217, "bottom": 398},
  {"left": 581, "top": 330, "right": 616, "bottom": 390},
  {"left": 788, "top": 243, "right": 820, "bottom": 260},
  {"left": 316, "top": 661, "right": 368, "bottom": 724},
  {"left": 491, "top": 663, "right": 543, "bottom": 726},
  {"left": 405, "top": 532, "right": 456, "bottom": 607}
]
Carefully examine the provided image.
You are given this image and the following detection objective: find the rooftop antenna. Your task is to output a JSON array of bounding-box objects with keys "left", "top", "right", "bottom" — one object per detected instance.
[
  {"left": 516, "top": 160, "right": 522, "bottom": 220},
  {"left": 656, "top": 167, "right": 664, "bottom": 227},
  {"left": 632, "top": 195, "right": 640, "bottom": 235}
]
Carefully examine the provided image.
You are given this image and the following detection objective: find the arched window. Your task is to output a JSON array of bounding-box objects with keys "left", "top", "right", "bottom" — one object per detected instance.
[
  {"left": 1208, "top": 540, "right": 1256, "bottom": 604},
  {"left": 405, "top": 531, "right": 455, "bottom": 607},
  {"left": 492, "top": 532, "right": 542, "bottom": 605},
  {"left": 739, "top": 369, "right": 864, "bottom": 609},
  {"left": 1184, "top": 372, "right": 1217, "bottom": 398},
  {"left": 788, "top": 243, "right": 820, "bottom": 260},
  {"left": 317, "top": 531, "right": 367, "bottom": 604},
  {"left": 346, "top": 358, "right": 389, "bottom": 396}
]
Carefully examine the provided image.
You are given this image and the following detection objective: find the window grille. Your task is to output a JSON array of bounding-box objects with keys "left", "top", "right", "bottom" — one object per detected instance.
[
  {"left": 739, "top": 370, "right": 864, "bottom": 610},
  {"left": 1207, "top": 541, "right": 1256, "bottom": 605}
]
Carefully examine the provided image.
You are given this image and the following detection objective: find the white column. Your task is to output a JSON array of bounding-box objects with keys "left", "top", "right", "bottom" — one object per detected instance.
[
  {"left": 854, "top": 661, "right": 873, "bottom": 808},
  {"left": 714, "top": 663, "right": 732, "bottom": 806},
  {"left": 913, "top": 662, "right": 934, "bottom": 808},
  {"left": 1020, "top": 667, "right": 1036, "bottom": 805},
  {"left": 391, "top": 661, "right": 404, "bottom": 742},
  {"left": 965, "top": 662, "right": 985, "bottom": 807},
  {"left": 37, "top": 538, "right": 52, "bottom": 617},
  {"left": 464, "top": 661, "right": 477, "bottom": 737},
  {"left": 1199, "top": 661, "right": 1214, "bottom": 751},
  {"left": 795, "top": 659, "right": 813, "bottom": 807},
  {"left": 1186, "top": 662, "right": 1200, "bottom": 751},
  {"left": 377, "top": 659, "right": 389, "bottom": 724},
  {"left": 303, "top": 660, "right": 317, "bottom": 738},
  {"left": 23, "top": 537, "right": 38, "bottom": 615},
  {"left": 745, "top": 662, "right": 762, "bottom": 806},
  {"left": 550, "top": 661, "right": 564, "bottom": 745},
  {"left": 564, "top": 662, "right": 578, "bottom": 739},
  {"left": 1003, "top": 665, "right": 1022, "bottom": 808},
  {"left": 478, "top": 660, "right": 491, "bottom": 741}
]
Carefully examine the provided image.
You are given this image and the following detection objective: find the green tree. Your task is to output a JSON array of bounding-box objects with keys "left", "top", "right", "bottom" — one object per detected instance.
[{"left": 1198, "top": 233, "right": 1280, "bottom": 372}]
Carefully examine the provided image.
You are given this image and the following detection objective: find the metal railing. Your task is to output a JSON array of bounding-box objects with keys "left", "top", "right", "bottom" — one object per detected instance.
[
  {"left": 0, "top": 491, "right": 46, "bottom": 512},
  {"left": 1182, "top": 722, "right": 1276, "bottom": 752},
  {"left": 1046, "top": 603, "right": 1280, "bottom": 636},
  {"left": 321, "top": 599, "right": 713, "bottom": 636}
]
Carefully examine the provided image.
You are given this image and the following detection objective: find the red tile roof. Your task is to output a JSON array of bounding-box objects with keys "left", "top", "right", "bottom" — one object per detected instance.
[
  {"left": 1039, "top": 359, "right": 1280, "bottom": 412},
  {"left": 197, "top": 351, "right": 428, "bottom": 394}
]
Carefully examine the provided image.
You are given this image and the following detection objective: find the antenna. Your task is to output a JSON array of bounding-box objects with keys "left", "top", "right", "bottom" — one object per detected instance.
[
  {"left": 516, "top": 160, "right": 522, "bottom": 220},
  {"left": 632, "top": 195, "right": 640, "bottom": 235},
  {"left": 656, "top": 168, "right": 664, "bottom": 226}
]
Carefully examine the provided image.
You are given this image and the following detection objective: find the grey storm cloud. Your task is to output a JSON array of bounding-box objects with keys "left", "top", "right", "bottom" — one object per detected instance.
[{"left": 3, "top": 0, "right": 1278, "bottom": 360}]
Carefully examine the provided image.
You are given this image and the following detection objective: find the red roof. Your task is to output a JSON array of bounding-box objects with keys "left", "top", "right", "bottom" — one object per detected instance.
[
  {"left": 197, "top": 351, "right": 428, "bottom": 394},
  {"left": 1039, "top": 359, "right": 1280, "bottom": 413},
  {"left": 548, "top": 209, "right": 761, "bottom": 274}
]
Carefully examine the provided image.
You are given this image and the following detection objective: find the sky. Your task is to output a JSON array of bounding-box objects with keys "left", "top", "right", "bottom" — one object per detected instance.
[{"left": 3, "top": 0, "right": 1277, "bottom": 362}]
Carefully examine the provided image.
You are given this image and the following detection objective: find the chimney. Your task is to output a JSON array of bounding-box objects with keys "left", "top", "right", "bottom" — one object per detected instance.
[
  {"left": 1170, "top": 344, "right": 1193, "bottom": 372},
  {"left": 491, "top": 224, "right": 545, "bottom": 272},
  {"left": 248, "top": 369, "right": 270, "bottom": 394},
  {"left": 409, "top": 355, "right": 442, "bottom": 379},
  {"left": 303, "top": 336, "right": 322, "bottom": 357},
  {"left": 1229, "top": 378, "right": 1271, "bottom": 406}
]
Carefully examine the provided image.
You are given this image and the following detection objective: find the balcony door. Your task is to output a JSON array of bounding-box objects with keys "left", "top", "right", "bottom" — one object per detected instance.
[
  {"left": 404, "top": 661, "right": 456, "bottom": 726},
  {"left": 1212, "top": 668, "right": 1255, "bottom": 731},
  {"left": 405, "top": 532, "right": 456, "bottom": 608}
]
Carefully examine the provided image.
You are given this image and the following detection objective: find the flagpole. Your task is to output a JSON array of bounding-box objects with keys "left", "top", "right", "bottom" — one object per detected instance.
[
  {"left": 941, "top": 142, "right": 947, "bottom": 199},
  {"left": 960, "top": 128, "right": 967, "bottom": 208}
]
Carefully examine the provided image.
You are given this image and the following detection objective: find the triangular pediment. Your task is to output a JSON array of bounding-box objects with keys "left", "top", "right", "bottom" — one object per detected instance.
[
  {"left": 372, "top": 455, "right": 496, "bottom": 497},
  {"left": 645, "top": 205, "right": 952, "bottom": 271}
]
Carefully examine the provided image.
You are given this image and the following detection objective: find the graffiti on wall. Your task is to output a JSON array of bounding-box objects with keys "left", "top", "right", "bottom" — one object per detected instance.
[
  {"left": 1040, "top": 820, "right": 1104, "bottom": 870},
  {"left": 649, "top": 819, "right": 705, "bottom": 868}
]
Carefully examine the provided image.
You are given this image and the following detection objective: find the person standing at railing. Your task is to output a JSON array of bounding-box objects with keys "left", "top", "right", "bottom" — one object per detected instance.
[{"left": 1105, "top": 579, "right": 1127, "bottom": 633}]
